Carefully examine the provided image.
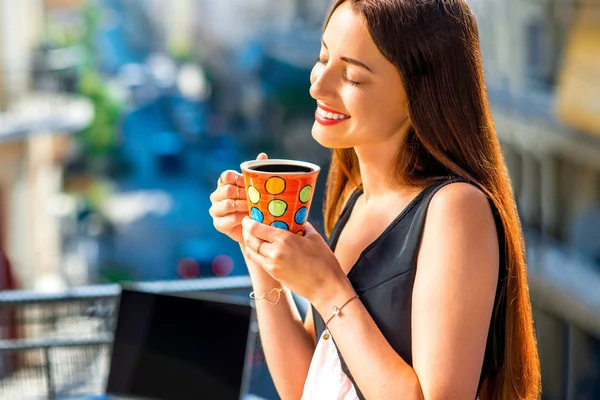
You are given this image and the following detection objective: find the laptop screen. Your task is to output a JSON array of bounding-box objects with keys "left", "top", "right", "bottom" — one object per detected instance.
[{"left": 106, "top": 289, "right": 254, "bottom": 400}]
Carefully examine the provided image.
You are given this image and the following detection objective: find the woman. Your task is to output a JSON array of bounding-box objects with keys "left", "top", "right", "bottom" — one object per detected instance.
[{"left": 209, "top": 0, "right": 541, "bottom": 398}]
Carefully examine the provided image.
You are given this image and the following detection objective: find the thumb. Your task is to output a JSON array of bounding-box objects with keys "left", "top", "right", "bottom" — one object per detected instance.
[
  {"left": 304, "top": 222, "right": 322, "bottom": 238},
  {"left": 257, "top": 153, "right": 268, "bottom": 160}
]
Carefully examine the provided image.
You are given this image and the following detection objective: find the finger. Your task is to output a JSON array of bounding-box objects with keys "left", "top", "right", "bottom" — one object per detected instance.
[
  {"left": 210, "top": 184, "right": 247, "bottom": 203},
  {"left": 243, "top": 234, "right": 268, "bottom": 255},
  {"left": 256, "top": 153, "right": 268, "bottom": 161},
  {"left": 242, "top": 216, "right": 288, "bottom": 243},
  {"left": 220, "top": 170, "right": 245, "bottom": 188},
  {"left": 304, "top": 222, "right": 320, "bottom": 237},
  {"left": 210, "top": 199, "right": 248, "bottom": 217},
  {"left": 244, "top": 239, "right": 272, "bottom": 270},
  {"left": 213, "top": 212, "right": 247, "bottom": 232}
]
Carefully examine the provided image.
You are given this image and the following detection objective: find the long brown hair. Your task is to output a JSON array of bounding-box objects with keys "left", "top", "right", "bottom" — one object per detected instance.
[{"left": 321, "top": 1, "right": 541, "bottom": 399}]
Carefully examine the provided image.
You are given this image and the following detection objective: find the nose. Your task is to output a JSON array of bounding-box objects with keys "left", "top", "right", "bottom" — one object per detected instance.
[{"left": 309, "top": 63, "right": 336, "bottom": 102}]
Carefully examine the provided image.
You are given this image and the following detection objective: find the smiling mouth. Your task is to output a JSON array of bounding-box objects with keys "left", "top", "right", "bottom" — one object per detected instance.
[
  {"left": 315, "top": 105, "right": 350, "bottom": 126},
  {"left": 316, "top": 105, "right": 350, "bottom": 121}
]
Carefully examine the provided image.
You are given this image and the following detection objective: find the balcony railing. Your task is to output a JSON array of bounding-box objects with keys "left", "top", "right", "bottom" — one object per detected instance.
[{"left": 0, "top": 276, "right": 253, "bottom": 399}]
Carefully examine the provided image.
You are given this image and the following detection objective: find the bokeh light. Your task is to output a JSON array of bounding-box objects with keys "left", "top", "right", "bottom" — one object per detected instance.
[
  {"left": 211, "top": 255, "right": 234, "bottom": 277},
  {"left": 177, "top": 258, "right": 200, "bottom": 279}
]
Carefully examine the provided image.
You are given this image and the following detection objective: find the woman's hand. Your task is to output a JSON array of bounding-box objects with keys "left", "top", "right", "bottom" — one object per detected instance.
[
  {"left": 242, "top": 216, "right": 351, "bottom": 305},
  {"left": 209, "top": 153, "right": 268, "bottom": 244}
]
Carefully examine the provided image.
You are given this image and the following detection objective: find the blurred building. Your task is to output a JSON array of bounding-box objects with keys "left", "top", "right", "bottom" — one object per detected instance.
[
  {"left": 473, "top": 0, "right": 600, "bottom": 398},
  {"left": 0, "top": 0, "right": 92, "bottom": 290}
]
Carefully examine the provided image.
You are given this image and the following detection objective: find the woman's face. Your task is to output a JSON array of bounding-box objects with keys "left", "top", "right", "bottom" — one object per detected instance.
[{"left": 309, "top": 2, "right": 410, "bottom": 150}]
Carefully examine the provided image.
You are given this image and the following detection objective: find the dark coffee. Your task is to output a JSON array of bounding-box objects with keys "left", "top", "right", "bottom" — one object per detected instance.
[{"left": 249, "top": 164, "right": 313, "bottom": 173}]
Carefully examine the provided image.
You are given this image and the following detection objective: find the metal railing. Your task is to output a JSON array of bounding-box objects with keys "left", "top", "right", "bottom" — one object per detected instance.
[{"left": 0, "top": 276, "right": 252, "bottom": 399}]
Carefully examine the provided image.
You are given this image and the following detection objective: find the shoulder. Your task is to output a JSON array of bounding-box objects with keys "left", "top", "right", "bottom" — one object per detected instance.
[
  {"left": 420, "top": 181, "right": 499, "bottom": 263},
  {"left": 427, "top": 181, "right": 495, "bottom": 229}
]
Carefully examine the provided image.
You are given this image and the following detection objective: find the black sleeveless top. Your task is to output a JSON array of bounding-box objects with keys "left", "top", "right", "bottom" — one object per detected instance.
[{"left": 312, "top": 179, "right": 507, "bottom": 399}]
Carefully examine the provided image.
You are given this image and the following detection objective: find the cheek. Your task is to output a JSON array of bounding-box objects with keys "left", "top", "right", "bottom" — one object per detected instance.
[
  {"left": 341, "top": 91, "right": 409, "bottom": 144},
  {"left": 356, "top": 90, "right": 407, "bottom": 129},
  {"left": 343, "top": 90, "right": 379, "bottom": 130}
]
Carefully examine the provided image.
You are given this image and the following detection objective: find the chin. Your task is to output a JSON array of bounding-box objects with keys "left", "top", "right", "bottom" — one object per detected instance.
[{"left": 311, "top": 122, "right": 350, "bottom": 149}]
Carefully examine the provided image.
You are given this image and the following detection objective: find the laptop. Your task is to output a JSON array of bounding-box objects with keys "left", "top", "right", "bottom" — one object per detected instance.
[{"left": 104, "top": 289, "right": 257, "bottom": 400}]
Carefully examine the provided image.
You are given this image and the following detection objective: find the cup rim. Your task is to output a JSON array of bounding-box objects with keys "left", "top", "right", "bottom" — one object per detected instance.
[{"left": 240, "top": 159, "right": 321, "bottom": 174}]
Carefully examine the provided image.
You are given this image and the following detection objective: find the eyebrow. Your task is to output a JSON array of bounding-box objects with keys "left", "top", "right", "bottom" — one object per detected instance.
[{"left": 321, "top": 39, "right": 374, "bottom": 74}]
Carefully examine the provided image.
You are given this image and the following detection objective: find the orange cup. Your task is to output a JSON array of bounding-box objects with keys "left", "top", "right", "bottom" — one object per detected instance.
[{"left": 240, "top": 159, "right": 321, "bottom": 236}]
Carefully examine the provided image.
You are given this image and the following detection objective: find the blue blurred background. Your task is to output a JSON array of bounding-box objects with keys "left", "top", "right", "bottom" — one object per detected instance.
[{"left": 0, "top": 0, "right": 598, "bottom": 399}]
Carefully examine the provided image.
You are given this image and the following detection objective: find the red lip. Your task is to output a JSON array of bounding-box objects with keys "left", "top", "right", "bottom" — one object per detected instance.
[
  {"left": 315, "top": 111, "right": 350, "bottom": 126},
  {"left": 317, "top": 102, "right": 350, "bottom": 117}
]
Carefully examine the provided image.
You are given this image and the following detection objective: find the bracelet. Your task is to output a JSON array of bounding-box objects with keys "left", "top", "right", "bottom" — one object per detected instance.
[
  {"left": 323, "top": 294, "right": 359, "bottom": 340},
  {"left": 249, "top": 288, "right": 285, "bottom": 305}
]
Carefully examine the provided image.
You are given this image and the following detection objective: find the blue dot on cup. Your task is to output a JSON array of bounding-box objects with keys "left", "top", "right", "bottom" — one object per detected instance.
[
  {"left": 271, "top": 221, "right": 289, "bottom": 230},
  {"left": 250, "top": 207, "right": 264, "bottom": 223},
  {"left": 295, "top": 207, "right": 308, "bottom": 225}
]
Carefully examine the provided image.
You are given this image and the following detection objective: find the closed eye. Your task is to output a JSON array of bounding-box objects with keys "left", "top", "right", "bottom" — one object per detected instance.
[
  {"left": 315, "top": 57, "right": 363, "bottom": 87},
  {"left": 343, "top": 72, "right": 362, "bottom": 87}
]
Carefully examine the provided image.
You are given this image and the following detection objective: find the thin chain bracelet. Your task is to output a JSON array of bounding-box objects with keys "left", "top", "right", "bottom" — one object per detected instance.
[
  {"left": 323, "top": 294, "right": 360, "bottom": 340},
  {"left": 249, "top": 288, "right": 285, "bottom": 305}
]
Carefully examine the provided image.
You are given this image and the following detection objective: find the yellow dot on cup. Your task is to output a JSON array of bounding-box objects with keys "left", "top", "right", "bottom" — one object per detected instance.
[{"left": 265, "top": 176, "right": 286, "bottom": 195}]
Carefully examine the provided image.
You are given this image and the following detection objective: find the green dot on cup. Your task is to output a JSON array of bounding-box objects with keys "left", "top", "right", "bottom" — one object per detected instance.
[
  {"left": 299, "top": 185, "right": 312, "bottom": 203},
  {"left": 268, "top": 199, "right": 288, "bottom": 217},
  {"left": 248, "top": 186, "right": 260, "bottom": 204}
]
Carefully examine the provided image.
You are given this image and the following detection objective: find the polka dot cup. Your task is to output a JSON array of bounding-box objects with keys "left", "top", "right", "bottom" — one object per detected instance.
[{"left": 240, "top": 159, "right": 321, "bottom": 236}]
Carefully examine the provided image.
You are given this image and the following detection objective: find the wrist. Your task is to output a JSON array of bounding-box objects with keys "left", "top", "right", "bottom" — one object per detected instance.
[
  {"left": 247, "top": 266, "right": 282, "bottom": 291},
  {"left": 240, "top": 243, "right": 282, "bottom": 291},
  {"left": 312, "top": 277, "right": 356, "bottom": 317}
]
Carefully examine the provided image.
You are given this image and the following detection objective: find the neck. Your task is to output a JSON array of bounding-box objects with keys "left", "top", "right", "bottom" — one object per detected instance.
[
  {"left": 354, "top": 146, "right": 414, "bottom": 204},
  {"left": 353, "top": 120, "right": 417, "bottom": 202}
]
